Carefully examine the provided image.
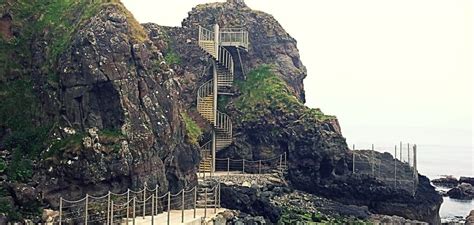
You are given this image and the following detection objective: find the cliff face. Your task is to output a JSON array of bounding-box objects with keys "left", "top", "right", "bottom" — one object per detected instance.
[
  {"left": 0, "top": 0, "right": 441, "bottom": 223},
  {"left": 147, "top": 1, "right": 442, "bottom": 224},
  {"left": 0, "top": 1, "right": 198, "bottom": 219}
]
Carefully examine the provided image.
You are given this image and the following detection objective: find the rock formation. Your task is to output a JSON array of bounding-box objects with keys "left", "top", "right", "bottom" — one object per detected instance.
[{"left": 0, "top": 0, "right": 442, "bottom": 223}]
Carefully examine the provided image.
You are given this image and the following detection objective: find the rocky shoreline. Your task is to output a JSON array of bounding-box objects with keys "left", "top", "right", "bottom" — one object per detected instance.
[
  {"left": 432, "top": 176, "right": 474, "bottom": 200},
  {"left": 215, "top": 171, "right": 438, "bottom": 224}
]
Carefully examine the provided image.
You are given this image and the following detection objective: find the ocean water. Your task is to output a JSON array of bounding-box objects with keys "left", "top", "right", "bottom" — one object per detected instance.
[{"left": 415, "top": 145, "right": 473, "bottom": 221}]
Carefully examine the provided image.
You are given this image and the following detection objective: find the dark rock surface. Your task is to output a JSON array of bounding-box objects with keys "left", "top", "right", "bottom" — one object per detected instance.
[
  {"left": 220, "top": 184, "right": 281, "bottom": 223},
  {"left": 143, "top": 1, "right": 442, "bottom": 224},
  {"left": 465, "top": 210, "right": 474, "bottom": 225},
  {"left": 447, "top": 183, "right": 474, "bottom": 200},
  {"left": 0, "top": 1, "right": 199, "bottom": 219},
  {"left": 432, "top": 176, "right": 459, "bottom": 188},
  {"left": 460, "top": 177, "right": 474, "bottom": 186}
]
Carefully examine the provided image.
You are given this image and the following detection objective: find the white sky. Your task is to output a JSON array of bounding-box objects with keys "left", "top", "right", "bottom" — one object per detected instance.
[{"left": 122, "top": 0, "right": 473, "bottom": 151}]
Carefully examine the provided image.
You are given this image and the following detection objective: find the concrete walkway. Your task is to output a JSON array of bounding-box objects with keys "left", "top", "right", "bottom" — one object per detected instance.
[{"left": 121, "top": 208, "right": 226, "bottom": 225}]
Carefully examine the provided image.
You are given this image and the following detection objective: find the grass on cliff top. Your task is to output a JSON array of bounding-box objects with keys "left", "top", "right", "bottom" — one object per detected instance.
[
  {"left": 181, "top": 112, "right": 202, "bottom": 145},
  {"left": 235, "top": 65, "right": 335, "bottom": 123}
]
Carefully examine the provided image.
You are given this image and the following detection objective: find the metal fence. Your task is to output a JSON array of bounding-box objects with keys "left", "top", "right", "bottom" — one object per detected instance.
[
  {"left": 58, "top": 183, "right": 221, "bottom": 225},
  {"left": 352, "top": 143, "right": 419, "bottom": 195},
  {"left": 200, "top": 153, "right": 287, "bottom": 179}
]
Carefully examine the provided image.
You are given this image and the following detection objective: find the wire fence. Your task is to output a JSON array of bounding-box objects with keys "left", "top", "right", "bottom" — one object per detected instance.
[
  {"left": 57, "top": 183, "right": 221, "bottom": 225},
  {"left": 199, "top": 153, "right": 288, "bottom": 179},
  {"left": 352, "top": 142, "right": 419, "bottom": 195}
]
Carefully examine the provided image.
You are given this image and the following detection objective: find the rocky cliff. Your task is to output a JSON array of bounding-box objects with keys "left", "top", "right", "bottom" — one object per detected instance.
[
  {"left": 148, "top": 0, "right": 442, "bottom": 224},
  {"left": 0, "top": 0, "right": 441, "bottom": 223},
  {"left": 0, "top": 0, "right": 198, "bottom": 220}
]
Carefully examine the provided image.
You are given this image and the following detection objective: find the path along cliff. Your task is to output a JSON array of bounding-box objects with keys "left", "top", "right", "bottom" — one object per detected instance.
[{"left": 0, "top": 0, "right": 441, "bottom": 223}]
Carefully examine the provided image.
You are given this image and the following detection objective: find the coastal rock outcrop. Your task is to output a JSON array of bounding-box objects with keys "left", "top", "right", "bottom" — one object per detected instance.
[
  {"left": 0, "top": 1, "right": 198, "bottom": 220},
  {"left": 447, "top": 183, "right": 474, "bottom": 200},
  {"left": 154, "top": 1, "right": 442, "bottom": 224},
  {"left": 432, "top": 176, "right": 459, "bottom": 188}
]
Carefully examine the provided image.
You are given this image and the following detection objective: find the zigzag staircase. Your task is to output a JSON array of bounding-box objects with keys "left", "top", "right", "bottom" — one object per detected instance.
[{"left": 197, "top": 25, "right": 248, "bottom": 175}]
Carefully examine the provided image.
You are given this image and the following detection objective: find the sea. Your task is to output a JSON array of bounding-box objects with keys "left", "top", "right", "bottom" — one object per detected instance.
[
  {"left": 412, "top": 144, "right": 473, "bottom": 222},
  {"left": 394, "top": 144, "right": 474, "bottom": 222}
]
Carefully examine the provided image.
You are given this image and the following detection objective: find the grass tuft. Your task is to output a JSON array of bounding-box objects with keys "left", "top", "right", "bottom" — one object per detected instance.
[{"left": 181, "top": 112, "right": 202, "bottom": 144}]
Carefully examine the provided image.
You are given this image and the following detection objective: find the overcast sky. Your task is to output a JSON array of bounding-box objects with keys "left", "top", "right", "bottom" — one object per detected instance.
[{"left": 122, "top": 0, "right": 473, "bottom": 153}]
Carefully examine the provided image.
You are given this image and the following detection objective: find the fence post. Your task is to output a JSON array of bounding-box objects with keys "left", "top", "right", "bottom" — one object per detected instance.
[
  {"left": 242, "top": 159, "right": 245, "bottom": 174},
  {"left": 371, "top": 144, "right": 375, "bottom": 176},
  {"left": 85, "top": 194, "right": 88, "bottom": 225},
  {"left": 132, "top": 197, "right": 136, "bottom": 225},
  {"left": 227, "top": 158, "right": 230, "bottom": 176},
  {"left": 126, "top": 190, "right": 130, "bottom": 225},
  {"left": 400, "top": 141, "right": 403, "bottom": 162},
  {"left": 151, "top": 194, "right": 155, "bottom": 225},
  {"left": 182, "top": 189, "right": 185, "bottom": 223},
  {"left": 279, "top": 155, "right": 283, "bottom": 173},
  {"left": 284, "top": 152, "right": 287, "bottom": 168},
  {"left": 394, "top": 145, "right": 397, "bottom": 188},
  {"left": 143, "top": 185, "right": 146, "bottom": 218},
  {"left": 107, "top": 191, "right": 111, "bottom": 225},
  {"left": 167, "top": 192, "right": 171, "bottom": 225},
  {"left": 59, "top": 197, "right": 62, "bottom": 225},
  {"left": 218, "top": 183, "right": 221, "bottom": 208},
  {"left": 214, "top": 187, "right": 217, "bottom": 213},
  {"left": 204, "top": 188, "right": 208, "bottom": 218},
  {"left": 110, "top": 200, "right": 114, "bottom": 225},
  {"left": 352, "top": 144, "right": 355, "bottom": 173},
  {"left": 155, "top": 185, "right": 159, "bottom": 215},
  {"left": 193, "top": 187, "right": 197, "bottom": 218},
  {"left": 408, "top": 143, "right": 411, "bottom": 166},
  {"left": 258, "top": 160, "right": 262, "bottom": 174}
]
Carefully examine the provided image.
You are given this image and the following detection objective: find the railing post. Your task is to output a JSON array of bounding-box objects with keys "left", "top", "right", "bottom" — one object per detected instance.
[
  {"left": 218, "top": 183, "right": 221, "bottom": 208},
  {"left": 394, "top": 145, "right": 398, "bottom": 188},
  {"left": 182, "top": 189, "right": 185, "bottom": 223},
  {"left": 132, "top": 197, "right": 136, "bottom": 225},
  {"left": 214, "top": 187, "right": 217, "bottom": 213},
  {"left": 279, "top": 155, "right": 283, "bottom": 173},
  {"left": 110, "top": 200, "right": 114, "bottom": 225},
  {"left": 284, "top": 152, "right": 287, "bottom": 168},
  {"left": 151, "top": 194, "right": 155, "bottom": 225},
  {"left": 352, "top": 144, "right": 355, "bottom": 173},
  {"left": 167, "top": 192, "right": 171, "bottom": 225},
  {"left": 258, "top": 160, "right": 262, "bottom": 174},
  {"left": 227, "top": 158, "right": 230, "bottom": 176},
  {"left": 371, "top": 144, "right": 375, "bottom": 176},
  {"left": 126, "top": 195, "right": 130, "bottom": 225},
  {"left": 143, "top": 185, "right": 146, "bottom": 218},
  {"left": 155, "top": 185, "right": 159, "bottom": 215},
  {"left": 59, "top": 197, "right": 62, "bottom": 225},
  {"left": 400, "top": 141, "right": 403, "bottom": 162},
  {"left": 204, "top": 188, "right": 208, "bottom": 218},
  {"left": 242, "top": 159, "right": 245, "bottom": 174},
  {"left": 107, "top": 191, "right": 111, "bottom": 225},
  {"left": 193, "top": 187, "right": 197, "bottom": 219},
  {"left": 84, "top": 194, "right": 88, "bottom": 225},
  {"left": 408, "top": 143, "right": 411, "bottom": 166},
  {"left": 126, "top": 190, "right": 130, "bottom": 225},
  {"left": 214, "top": 24, "right": 219, "bottom": 59}
]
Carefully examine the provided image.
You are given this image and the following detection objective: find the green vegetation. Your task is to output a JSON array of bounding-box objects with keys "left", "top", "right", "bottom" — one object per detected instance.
[
  {"left": 0, "top": 159, "right": 5, "bottom": 173},
  {"left": 164, "top": 51, "right": 181, "bottom": 65},
  {"left": 235, "top": 65, "right": 336, "bottom": 123},
  {"left": 44, "top": 133, "right": 85, "bottom": 159},
  {"left": 181, "top": 112, "right": 202, "bottom": 144},
  {"left": 218, "top": 95, "right": 231, "bottom": 110}
]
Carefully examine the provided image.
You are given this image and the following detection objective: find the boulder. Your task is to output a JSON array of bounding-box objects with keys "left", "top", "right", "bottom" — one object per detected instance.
[
  {"left": 459, "top": 177, "right": 474, "bottom": 186},
  {"left": 447, "top": 183, "right": 474, "bottom": 200},
  {"left": 432, "top": 176, "right": 459, "bottom": 188},
  {"left": 465, "top": 210, "right": 474, "bottom": 225}
]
